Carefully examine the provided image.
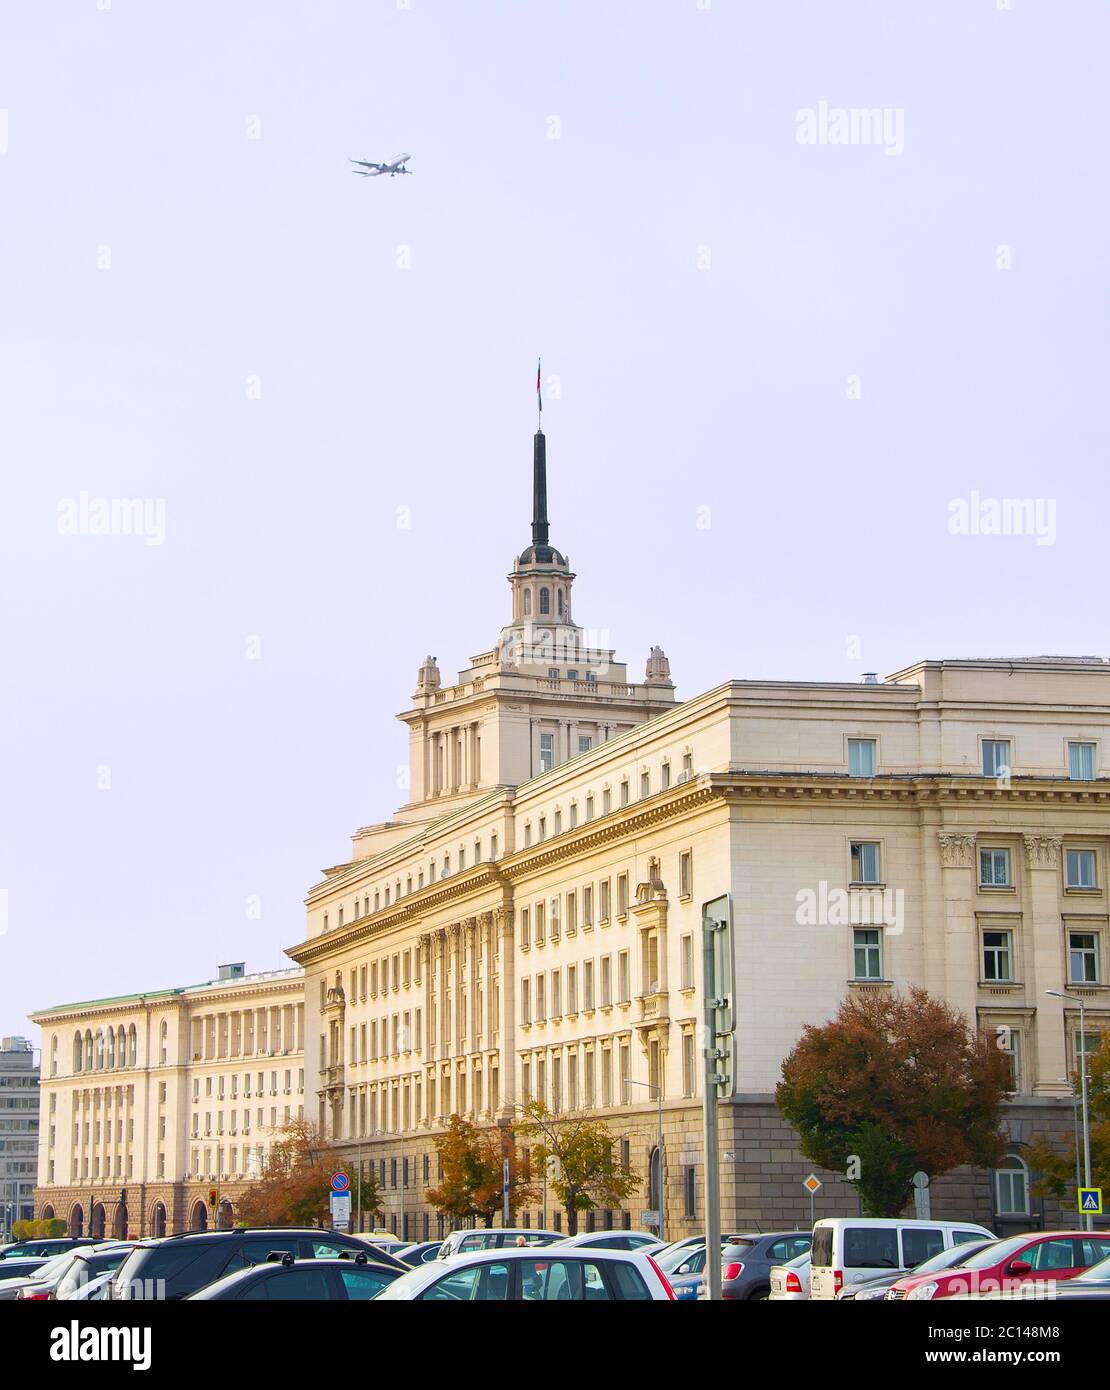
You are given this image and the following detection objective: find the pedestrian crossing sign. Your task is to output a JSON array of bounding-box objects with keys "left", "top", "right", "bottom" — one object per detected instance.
[{"left": 1078, "top": 1187, "right": 1103, "bottom": 1214}]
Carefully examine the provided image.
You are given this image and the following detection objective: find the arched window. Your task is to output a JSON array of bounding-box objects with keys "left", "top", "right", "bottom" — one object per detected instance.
[
  {"left": 95, "top": 1028, "right": 105, "bottom": 1070},
  {"left": 523, "top": 588, "right": 532, "bottom": 616},
  {"left": 994, "top": 1154, "right": 1030, "bottom": 1216},
  {"left": 151, "top": 1202, "right": 167, "bottom": 1238},
  {"left": 128, "top": 1025, "right": 138, "bottom": 1067},
  {"left": 84, "top": 1031, "right": 93, "bottom": 1071},
  {"left": 557, "top": 589, "right": 564, "bottom": 617},
  {"left": 117, "top": 1027, "right": 126, "bottom": 1068},
  {"left": 539, "top": 587, "right": 550, "bottom": 615},
  {"left": 106, "top": 1029, "right": 115, "bottom": 1068},
  {"left": 73, "top": 1033, "right": 83, "bottom": 1073},
  {"left": 160, "top": 1021, "right": 168, "bottom": 1065}
]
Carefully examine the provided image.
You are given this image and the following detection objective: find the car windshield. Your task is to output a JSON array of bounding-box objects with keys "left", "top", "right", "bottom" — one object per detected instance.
[
  {"left": 910, "top": 1242, "right": 991, "bottom": 1275},
  {"left": 656, "top": 1244, "right": 704, "bottom": 1274},
  {"left": 23, "top": 1250, "right": 77, "bottom": 1282},
  {"left": 722, "top": 1241, "right": 755, "bottom": 1260},
  {"left": 1074, "top": 1252, "right": 1110, "bottom": 1283},
  {"left": 952, "top": 1235, "right": 1028, "bottom": 1271}
]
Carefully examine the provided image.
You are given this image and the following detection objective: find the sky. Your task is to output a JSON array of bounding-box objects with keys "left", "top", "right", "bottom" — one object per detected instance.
[{"left": 1, "top": 0, "right": 1107, "bottom": 1039}]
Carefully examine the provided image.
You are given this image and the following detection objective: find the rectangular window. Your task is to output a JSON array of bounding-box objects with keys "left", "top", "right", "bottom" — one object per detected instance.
[
  {"left": 618, "top": 873, "right": 629, "bottom": 915},
  {"left": 585, "top": 795, "right": 594, "bottom": 821},
  {"left": 579, "top": 735, "right": 592, "bottom": 754},
  {"left": 536, "top": 901, "right": 545, "bottom": 944},
  {"left": 679, "top": 851, "right": 692, "bottom": 898},
  {"left": 569, "top": 803, "right": 578, "bottom": 829},
  {"left": 1070, "top": 932, "right": 1100, "bottom": 984},
  {"left": 853, "top": 928, "right": 883, "bottom": 980},
  {"left": 982, "top": 739, "right": 1012, "bottom": 777},
  {"left": 550, "top": 896, "right": 560, "bottom": 938},
  {"left": 618, "top": 950, "right": 630, "bottom": 1004},
  {"left": 640, "top": 770, "right": 650, "bottom": 798},
  {"left": 848, "top": 738, "right": 876, "bottom": 777},
  {"left": 601, "top": 1047, "right": 612, "bottom": 1106},
  {"left": 683, "top": 1165, "right": 696, "bottom": 1219},
  {"left": 850, "top": 841, "right": 881, "bottom": 884},
  {"left": 567, "top": 891, "right": 577, "bottom": 932},
  {"left": 620, "top": 780, "right": 630, "bottom": 808},
  {"left": 661, "top": 760, "right": 671, "bottom": 790},
  {"left": 539, "top": 733, "right": 554, "bottom": 772},
  {"left": 682, "top": 1031, "right": 695, "bottom": 1097},
  {"left": 1067, "top": 849, "right": 1098, "bottom": 889},
  {"left": 603, "top": 788, "right": 612, "bottom": 815},
  {"left": 536, "top": 975, "right": 546, "bottom": 1022},
  {"left": 1069, "top": 742, "right": 1096, "bottom": 780},
  {"left": 520, "top": 907, "right": 530, "bottom": 948},
  {"left": 600, "top": 879, "right": 611, "bottom": 922},
  {"left": 583, "top": 884, "right": 593, "bottom": 926},
  {"left": 680, "top": 933, "right": 694, "bottom": 990},
  {"left": 982, "top": 930, "right": 1014, "bottom": 982},
  {"left": 601, "top": 956, "right": 612, "bottom": 1007},
  {"left": 567, "top": 965, "right": 577, "bottom": 1014},
  {"left": 583, "top": 960, "right": 594, "bottom": 1010},
  {"left": 980, "top": 848, "right": 1011, "bottom": 887},
  {"left": 551, "top": 969, "right": 561, "bottom": 1017},
  {"left": 999, "top": 1030, "right": 1021, "bottom": 1092}
]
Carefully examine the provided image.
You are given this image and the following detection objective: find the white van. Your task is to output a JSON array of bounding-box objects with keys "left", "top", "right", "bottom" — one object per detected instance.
[{"left": 809, "top": 1218, "right": 994, "bottom": 1300}]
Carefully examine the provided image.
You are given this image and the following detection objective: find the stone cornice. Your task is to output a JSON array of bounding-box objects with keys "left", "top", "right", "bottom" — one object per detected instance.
[{"left": 713, "top": 771, "right": 1110, "bottom": 806}]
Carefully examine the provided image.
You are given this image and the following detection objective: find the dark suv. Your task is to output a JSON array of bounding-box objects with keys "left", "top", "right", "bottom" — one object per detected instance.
[{"left": 109, "top": 1229, "right": 407, "bottom": 1300}]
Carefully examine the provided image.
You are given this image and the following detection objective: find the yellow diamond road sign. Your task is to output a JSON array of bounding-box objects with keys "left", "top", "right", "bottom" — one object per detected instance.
[{"left": 804, "top": 1175, "right": 822, "bottom": 1194}]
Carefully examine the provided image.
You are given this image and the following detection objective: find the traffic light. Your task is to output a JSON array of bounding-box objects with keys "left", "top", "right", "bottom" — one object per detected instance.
[{"left": 701, "top": 894, "right": 734, "bottom": 1097}]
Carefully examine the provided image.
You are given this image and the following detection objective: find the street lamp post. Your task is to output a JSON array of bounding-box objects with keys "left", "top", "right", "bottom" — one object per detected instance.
[
  {"left": 1046, "top": 990, "right": 1094, "bottom": 1231},
  {"left": 624, "top": 1078, "right": 664, "bottom": 1244}
]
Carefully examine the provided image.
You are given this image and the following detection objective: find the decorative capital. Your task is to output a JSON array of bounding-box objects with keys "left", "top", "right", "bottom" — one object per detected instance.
[
  {"left": 937, "top": 832, "right": 976, "bottom": 868},
  {"left": 1023, "top": 834, "right": 1062, "bottom": 868}
]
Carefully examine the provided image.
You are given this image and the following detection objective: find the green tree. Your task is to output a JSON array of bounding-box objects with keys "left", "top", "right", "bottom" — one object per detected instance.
[
  {"left": 776, "top": 987, "right": 1009, "bottom": 1216},
  {"left": 1027, "top": 1033, "right": 1110, "bottom": 1202},
  {"left": 426, "top": 1114, "right": 536, "bottom": 1226},
  {"left": 516, "top": 1101, "right": 638, "bottom": 1235}
]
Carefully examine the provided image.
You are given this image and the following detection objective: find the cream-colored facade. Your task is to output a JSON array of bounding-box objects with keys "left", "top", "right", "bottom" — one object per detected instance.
[
  {"left": 289, "top": 431, "right": 1109, "bottom": 1241},
  {"left": 30, "top": 965, "right": 305, "bottom": 1237}
]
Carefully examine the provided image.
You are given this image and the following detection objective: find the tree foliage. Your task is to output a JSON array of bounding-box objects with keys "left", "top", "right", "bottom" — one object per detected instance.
[
  {"left": 13, "top": 1217, "right": 68, "bottom": 1239},
  {"left": 775, "top": 987, "right": 1009, "bottom": 1216},
  {"left": 236, "top": 1118, "right": 339, "bottom": 1228},
  {"left": 516, "top": 1101, "right": 638, "bottom": 1235},
  {"left": 425, "top": 1114, "right": 536, "bottom": 1226},
  {"left": 1027, "top": 1033, "right": 1110, "bottom": 1201}
]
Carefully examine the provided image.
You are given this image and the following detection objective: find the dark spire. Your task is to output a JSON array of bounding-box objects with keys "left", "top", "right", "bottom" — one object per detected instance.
[{"left": 531, "top": 429, "right": 549, "bottom": 547}]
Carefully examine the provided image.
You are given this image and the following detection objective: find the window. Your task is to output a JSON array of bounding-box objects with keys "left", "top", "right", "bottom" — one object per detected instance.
[
  {"left": 853, "top": 928, "right": 882, "bottom": 980},
  {"left": 982, "top": 930, "right": 1014, "bottom": 982},
  {"left": 539, "top": 734, "right": 554, "bottom": 773},
  {"left": 980, "top": 848, "right": 1011, "bottom": 887},
  {"left": 539, "top": 588, "right": 550, "bottom": 616},
  {"left": 538, "top": 816, "right": 546, "bottom": 841},
  {"left": 661, "top": 760, "right": 671, "bottom": 790},
  {"left": 582, "top": 885, "right": 593, "bottom": 927},
  {"left": 620, "top": 780, "right": 629, "bottom": 808},
  {"left": 982, "top": 739, "right": 1012, "bottom": 778},
  {"left": 683, "top": 1166, "right": 696, "bottom": 1219},
  {"left": 552, "top": 970, "right": 562, "bottom": 1018},
  {"left": 1069, "top": 742, "right": 1096, "bottom": 780},
  {"left": 1069, "top": 932, "right": 1100, "bottom": 984},
  {"left": 682, "top": 1031, "right": 695, "bottom": 1097},
  {"left": 618, "top": 951, "right": 630, "bottom": 1004},
  {"left": 585, "top": 795, "right": 594, "bottom": 821},
  {"left": 601, "top": 956, "right": 612, "bottom": 1007},
  {"left": 1066, "top": 849, "right": 1098, "bottom": 890},
  {"left": 579, "top": 735, "right": 592, "bottom": 754},
  {"left": 583, "top": 960, "right": 594, "bottom": 1010},
  {"left": 535, "top": 976, "right": 546, "bottom": 1022},
  {"left": 640, "top": 771, "right": 650, "bottom": 798},
  {"left": 680, "top": 934, "right": 694, "bottom": 990},
  {"left": 850, "top": 841, "right": 881, "bottom": 884},
  {"left": 600, "top": 879, "right": 611, "bottom": 922},
  {"left": 603, "top": 788, "right": 612, "bottom": 815},
  {"left": 997, "top": 1029, "right": 1021, "bottom": 1092},
  {"left": 617, "top": 874, "right": 629, "bottom": 915},
  {"left": 535, "top": 901, "right": 545, "bottom": 944},
  {"left": 567, "top": 891, "right": 577, "bottom": 931},
  {"left": 567, "top": 966, "right": 577, "bottom": 1014},
  {"left": 424, "top": 1262, "right": 510, "bottom": 1302},
  {"left": 994, "top": 1155, "right": 1030, "bottom": 1216},
  {"left": 679, "top": 851, "right": 692, "bottom": 899},
  {"left": 569, "top": 803, "right": 577, "bottom": 829},
  {"left": 901, "top": 1228, "right": 945, "bottom": 1266},
  {"left": 848, "top": 738, "right": 876, "bottom": 777}
]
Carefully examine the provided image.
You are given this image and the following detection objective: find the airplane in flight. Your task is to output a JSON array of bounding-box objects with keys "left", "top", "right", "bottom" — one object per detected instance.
[{"left": 350, "top": 153, "right": 412, "bottom": 178}]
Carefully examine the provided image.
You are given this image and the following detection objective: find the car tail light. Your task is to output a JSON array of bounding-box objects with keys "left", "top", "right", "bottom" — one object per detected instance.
[
  {"left": 18, "top": 1290, "right": 51, "bottom": 1301},
  {"left": 723, "top": 1262, "right": 745, "bottom": 1281},
  {"left": 647, "top": 1256, "right": 676, "bottom": 1300},
  {"left": 785, "top": 1271, "right": 802, "bottom": 1294},
  {"left": 833, "top": 1270, "right": 843, "bottom": 1295}
]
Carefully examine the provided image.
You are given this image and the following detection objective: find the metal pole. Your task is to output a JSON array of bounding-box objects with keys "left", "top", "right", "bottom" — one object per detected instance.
[
  {"left": 1078, "top": 998, "right": 1093, "bottom": 1232},
  {"left": 657, "top": 1086, "right": 664, "bottom": 1246},
  {"left": 356, "top": 1141, "right": 362, "bottom": 1232},
  {"left": 702, "top": 923, "right": 721, "bottom": 1302}
]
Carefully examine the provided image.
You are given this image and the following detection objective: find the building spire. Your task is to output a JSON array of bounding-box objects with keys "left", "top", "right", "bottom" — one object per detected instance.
[{"left": 532, "top": 427, "right": 549, "bottom": 547}]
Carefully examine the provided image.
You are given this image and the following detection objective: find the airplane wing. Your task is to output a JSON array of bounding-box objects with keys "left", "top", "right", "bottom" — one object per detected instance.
[{"left": 350, "top": 159, "right": 385, "bottom": 173}]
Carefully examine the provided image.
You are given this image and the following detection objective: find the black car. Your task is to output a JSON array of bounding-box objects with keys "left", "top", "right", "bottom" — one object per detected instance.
[
  {"left": 187, "top": 1250, "right": 401, "bottom": 1301},
  {"left": 109, "top": 1228, "right": 409, "bottom": 1301},
  {"left": 395, "top": 1240, "right": 443, "bottom": 1266},
  {"left": 0, "top": 1237, "right": 85, "bottom": 1261},
  {"left": 0, "top": 1256, "right": 52, "bottom": 1286}
]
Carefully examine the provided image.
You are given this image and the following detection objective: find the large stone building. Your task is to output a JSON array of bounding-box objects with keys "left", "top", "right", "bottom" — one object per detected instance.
[
  {"left": 287, "top": 427, "right": 1109, "bottom": 1243},
  {"left": 1, "top": 1036, "right": 39, "bottom": 1239},
  {"left": 30, "top": 964, "right": 304, "bottom": 1237}
]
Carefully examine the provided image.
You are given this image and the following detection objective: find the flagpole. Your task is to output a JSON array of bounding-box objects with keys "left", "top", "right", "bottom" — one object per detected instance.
[{"left": 537, "top": 357, "right": 542, "bottom": 433}]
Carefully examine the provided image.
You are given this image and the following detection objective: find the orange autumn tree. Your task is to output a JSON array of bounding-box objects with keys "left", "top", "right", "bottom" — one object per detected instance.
[
  {"left": 236, "top": 1119, "right": 339, "bottom": 1228},
  {"left": 776, "top": 988, "right": 1010, "bottom": 1216},
  {"left": 1027, "top": 1032, "right": 1110, "bottom": 1201},
  {"left": 426, "top": 1115, "right": 536, "bottom": 1227}
]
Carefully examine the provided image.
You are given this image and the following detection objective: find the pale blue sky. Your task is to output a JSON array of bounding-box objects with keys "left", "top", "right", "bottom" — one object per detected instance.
[{"left": 1, "top": 1, "right": 1107, "bottom": 1036}]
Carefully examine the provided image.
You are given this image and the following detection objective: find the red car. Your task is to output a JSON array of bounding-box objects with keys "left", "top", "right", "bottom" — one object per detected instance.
[{"left": 888, "top": 1231, "right": 1110, "bottom": 1301}]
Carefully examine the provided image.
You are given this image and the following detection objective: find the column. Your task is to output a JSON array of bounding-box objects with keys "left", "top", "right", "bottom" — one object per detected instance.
[
  {"left": 495, "top": 905, "right": 515, "bottom": 1115},
  {"left": 467, "top": 919, "right": 480, "bottom": 1046},
  {"left": 437, "top": 931, "right": 449, "bottom": 1062},
  {"left": 937, "top": 831, "right": 978, "bottom": 1022},
  {"left": 1025, "top": 834, "right": 1068, "bottom": 1096}
]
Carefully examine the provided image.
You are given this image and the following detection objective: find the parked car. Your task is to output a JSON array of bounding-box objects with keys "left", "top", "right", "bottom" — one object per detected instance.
[
  {"left": 652, "top": 1236, "right": 751, "bottom": 1301},
  {"left": 188, "top": 1250, "right": 402, "bottom": 1301},
  {"left": 377, "top": 1246, "right": 676, "bottom": 1300},
  {"left": 109, "top": 1227, "right": 409, "bottom": 1300},
  {"left": 719, "top": 1232, "right": 812, "bottom": 1300},
  {"left": 0, "top": 1250, "right": 86, "bottom": 1301},
  {"left": 59, "top": 1271, "right": 114, "bottom": 1302},
  {"left": 0, "top": 1237, "right": 86, "bottom": 1261},
  {"left": 887, "top": 1231, "right": 1110, "bottom": 1301},
  {"left": 436, "top": 1228, "right": 561, "bottom": 1259},
  {"left": 838, "top": 1240, "right": 996, "bottom": 1300},
  {"left": 19, "top": 1243, "right": 135, "bottom": 1301},
  {"left": 810, "top": 1218, "right": 995, "bottom": 1299},
  {"left": 550, "top": 1231, "right": 661, "bottom": 1253},
  {"left": 768, "top": 1251, "right": 811, "bottom": 1302},
  {"left": 0, "top": 1257, "right": 53, "bottom": 1288},
  {"left": 394, "top": 1241, "right": 444, "bottom": 1266}
]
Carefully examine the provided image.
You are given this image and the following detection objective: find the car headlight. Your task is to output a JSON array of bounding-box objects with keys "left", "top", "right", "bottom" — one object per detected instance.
[
  {"left": 907, "top": 1282, "right": 939, "bottom": 1301},
  {"left": 857, "top": 1288, "right": 889, "bottom": 1301}
]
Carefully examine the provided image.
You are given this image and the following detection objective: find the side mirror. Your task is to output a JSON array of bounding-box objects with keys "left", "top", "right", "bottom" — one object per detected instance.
[
  {"left": 1006, "top": 1260, "right": 1033, "bottom": 1276},
  {"left": 678, "top": 1262, "right": 692, "bottom": 1274}
]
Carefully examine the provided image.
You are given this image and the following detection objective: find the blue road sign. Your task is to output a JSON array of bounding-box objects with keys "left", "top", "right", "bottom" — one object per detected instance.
[
  {"left": 331, "top": 1171, "right": 350, "bottom": 1193},
  {"left": 1079, "top": 1187, "right": 1103, "bottom": 1214}
]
